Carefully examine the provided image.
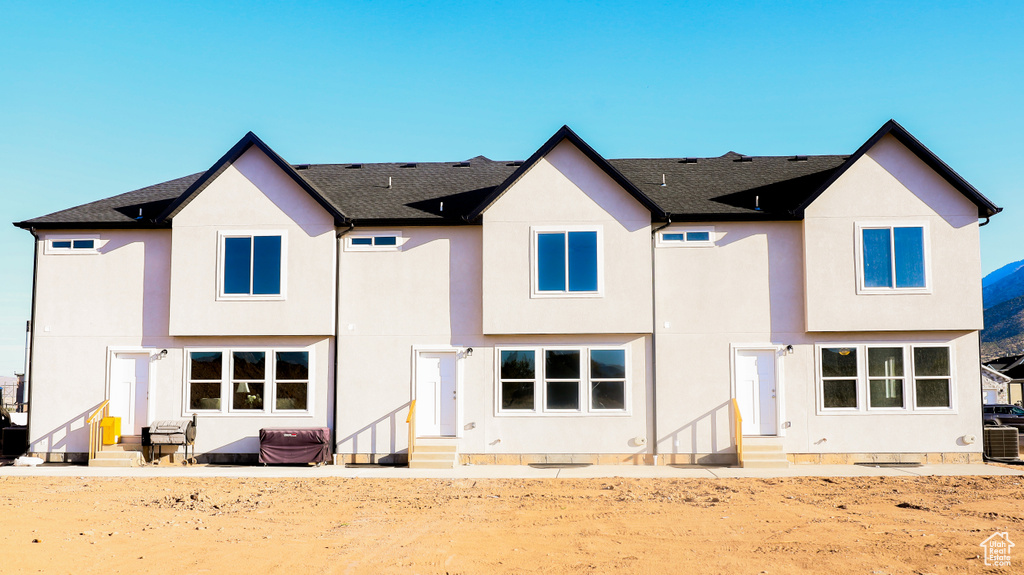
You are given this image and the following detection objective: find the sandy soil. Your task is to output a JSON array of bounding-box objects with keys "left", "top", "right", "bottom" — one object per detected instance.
[{"left": 0, "top": 474, "right": 1020, "bottom": 574}]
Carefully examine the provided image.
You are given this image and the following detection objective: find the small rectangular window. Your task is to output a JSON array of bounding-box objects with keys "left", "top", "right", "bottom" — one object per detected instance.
[
  {"left": 499, "top": 350, "right": 536, "bottom": 411},
  {"left": 658, "top": 227, "right": 715, "bottom": 247},
  {"left": 913, "top": 347, "right": 951, "bottom": 408},
  {"left": 345, "top": 233, "right": 403, "bottom": 251},
  {"left": 859, "top": 224, "right": 927, "bottom": 290},
  {"left": 544, "top": 350, "right": 580, "bottom": 411},
  {"left": 275, "top": 351, "right": 309, "bottom": 410},
  {"left": 47, "top": 237, "right": 99, "bottom": 254},
  {"left": 231, "top": 351, "right": 265, "bottom": 411},
  {"left": 590, "top": 349, "right": 626, "bottom": 410},
  {"left": 189, "top": 351, "right": 223, "bottom": 411},
  {"left": 821, "top": 347, "right": 858, "bottom": 409},
  {"left": 867, "top": 347, "right": 904, "bottom": 408}
]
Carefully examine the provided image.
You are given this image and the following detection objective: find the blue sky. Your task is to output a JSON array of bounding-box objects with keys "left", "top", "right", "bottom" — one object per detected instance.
[{"left": 1, "top": 1, "right": 1022, "bottom": 375}]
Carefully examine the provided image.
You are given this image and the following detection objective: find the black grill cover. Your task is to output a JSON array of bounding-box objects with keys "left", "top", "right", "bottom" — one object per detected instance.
[{"left": 259, "top": 427, "right": 331, "bottom": 464}]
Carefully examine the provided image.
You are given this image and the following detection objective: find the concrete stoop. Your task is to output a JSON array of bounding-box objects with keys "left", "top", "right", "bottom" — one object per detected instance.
[
  {"left": 409, "top": 437, "right": 459, "bottom": 469},
  {"left": 741, "top": 436, "right": 790, "bottom": 469},
  {"left": 89, "top": 437, "right": 145, "bottom": 468}
]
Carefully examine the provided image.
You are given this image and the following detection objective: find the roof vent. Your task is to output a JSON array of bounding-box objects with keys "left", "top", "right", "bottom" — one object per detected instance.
[
  {"left": 294, "top": 164, "right": 310, "bottom": 170},
  {"left": 791, "top": 155, "right": 808, "bottom": 162},
  {"left": 401, "top": 163, "right": 417, "bottom": 168},
  {"left": 678, "top": 158, "right": 698, "bottom": 164},
  {"left": 506, "top": 161, "right": 524, "bottom": 167},
  {"left": 347, "top": 164, "right": 362, "bottom": 169},
  {"left": 454, "top": 162, "right": 470, "bottom": 168},
  {"left": 737, "top": 155, "right": 753, "bottom": 162}
]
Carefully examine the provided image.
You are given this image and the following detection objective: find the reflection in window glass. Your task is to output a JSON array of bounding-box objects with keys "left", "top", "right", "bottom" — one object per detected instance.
[
  {"left": 223, "top": 237, "right": 252, "bottom": 294},
  {"left": 868, "top": 347, "right": 904, "bottom": 408},
  {"left": 352, "top": 237, "right": 372, "bottom": 245},
  {"left": 190, "top": 352, "right": 222, "bottom": 380},
  {"left": 545, "top": 350, "right": 580, "bottom": 379},
  {"left": 72, "top": 239, "right": 94, "bottom": 249},
  {"left": 499, "top": 350, "right": 536, "bottom": 411},
  {"left": 52, "top": 240, "right": 72, "bottom": 249},
  {"left": 374, "top": 236, "right": 397, "bottom": 246},
  {"left": 275, "top": 351, "right": 309, "bottom": 411},
  {"left": 537, "top": 233, "right": 566, "bottom": 291},
  {"left": 546, "top": 381, "right": 580, "bottom": 410},
  {"left": 591, "top": 349, "right": 625, "bottom": 378},
  {"left": 591, "top": 381, "right": 625, "bottom": 410},
  {"left": 276, "top": 352, "right": 309, "bottom": 380},
  {"left": 252, "top": 236, "right": 282, "bottom": 295},
  {"left": 685, "top": 231, "right": 710, "bottom": 242},
  {"left": 567, "top": 231, "right": 598, "bottom": 291},
  {"left": 914, "top": 347, "right": 951, "bottom": 408},
  {"left": 233, "top": 351, "right": 265, "bottom": 380},
  {"left": 894, "top": 227, "right": 925, "bottom": 288},
  {"left": 862, "top": 228, "right": 892, "bottom": 288}
]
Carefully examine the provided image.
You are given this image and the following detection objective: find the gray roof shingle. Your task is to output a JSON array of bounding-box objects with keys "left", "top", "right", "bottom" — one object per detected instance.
[{"left": 14, "top": 153, "right": 851, "bottom": 227}]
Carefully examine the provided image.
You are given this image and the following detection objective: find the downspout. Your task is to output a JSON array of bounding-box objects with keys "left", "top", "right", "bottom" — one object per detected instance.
[
  {"left": 333, "top": 221, "right": 355, "bottom": 461},
  {"left": 650, "top": 215, "right": 671, "bottom": 465},
  {"left": 25, "top": 228, "right": 40, "bottom": 456}
]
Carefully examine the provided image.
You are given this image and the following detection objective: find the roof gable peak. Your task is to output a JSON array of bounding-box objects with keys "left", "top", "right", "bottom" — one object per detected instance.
[{"left": 156, "top": 131, "right": 347, "bottom": 225}]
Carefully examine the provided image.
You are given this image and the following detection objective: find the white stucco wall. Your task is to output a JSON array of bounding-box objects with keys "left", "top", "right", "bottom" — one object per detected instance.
[
  {"left": 168, "top": 146, "right": 336, "bottom": 336},
  {"left": 29, "top": 230, "right": 175, "bottom": 453},
  {"left": 336, "top": 226, "right": 653, "bottom": 456},
  {"left": 654, "top": 220, "right": 982, "bottom": 456},
  {"left": 28, "top": 227, "right": 335, "bottom": 456},
  {"left": 803, "top": 134, "right": 983, "bottom": 332},
  {"left": 481, "top": 140, "right": 653, "bottom": 335}
]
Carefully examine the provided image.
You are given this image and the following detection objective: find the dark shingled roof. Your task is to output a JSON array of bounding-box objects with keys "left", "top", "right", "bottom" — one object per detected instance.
[
  {"left": 12, "top": 120, "right": 1000, "bottom": 229},
  {"left": 13, "top": 155, "right": 850, "bottom": 228},
  {"left": 610, "top": 154, "right": 849, "bottom": 220}
]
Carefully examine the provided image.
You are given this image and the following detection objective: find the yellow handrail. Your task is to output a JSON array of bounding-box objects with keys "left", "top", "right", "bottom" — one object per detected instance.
[
  {"left": 406, "top": 399, "right": 416, "bottom": 464},
  {"left": 86, "top": 400, "right": 110, "bottom": 462},
  {"left": 732, "top": 398, "right": 743, "bottom": 467}
]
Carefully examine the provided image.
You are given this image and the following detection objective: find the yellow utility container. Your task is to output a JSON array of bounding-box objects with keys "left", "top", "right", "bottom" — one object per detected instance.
[{"left": 99, "top": 416, "right": 121, "bottom": 445}]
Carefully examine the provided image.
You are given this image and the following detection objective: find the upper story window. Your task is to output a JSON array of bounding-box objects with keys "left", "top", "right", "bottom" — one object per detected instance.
[
  {"left": 657, "top": 226, "right": 715, "bottom": 248},
  {"left": 857, "top": 223, "right": 929, "bottom": 293},
  {"left": 218, "top": 231, "right": 286, "bottom": 299},
  {"left": 532, "top": 226, "right": 603, "bottom": 297},
  {"left": 345, "top": 231, "right": 404, "bottom": 252},
  {"left": 45, "top": 235, "right": 100, "bottom": 254}
]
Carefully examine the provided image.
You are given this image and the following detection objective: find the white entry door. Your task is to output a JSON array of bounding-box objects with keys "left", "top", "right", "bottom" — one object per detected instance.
[
  {"left": 415, "top": 352, "right": 457, "bottom": 437},
  {"left": 109, "top": 353, "right": 150, "bottom": 436},
  {"left": 735, "top": 350, "right": 777, "bottom": 436}
]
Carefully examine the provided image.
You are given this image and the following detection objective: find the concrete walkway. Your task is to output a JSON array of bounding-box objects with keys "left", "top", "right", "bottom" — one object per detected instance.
[{"left": 2, "top": 462, "right": 1023, "bottom": 479}]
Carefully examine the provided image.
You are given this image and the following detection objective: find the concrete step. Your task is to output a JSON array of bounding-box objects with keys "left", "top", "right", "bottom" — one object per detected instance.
[
  {"left": 741, "top": 459, "right": 791, "bottom": 469},
  {"left": 101, "top": 444, "right": 144, "bottom": 453},
  {"left": 411, "top": 452, "right": 458, "bottom": 462},
  {"left": 413, "top": 444, "right": 458, "bottom": 453},
  {"left": 409, "top": 459, "right": 456, "bottom": 469},
  {"left": 415, "top": 437, "right": 459, "bottom": 447},
  {"left": 91, "top": 450, "right": 144, "bottom": 467},
  {"left": 742, "top": 451, "right": 789, "bottom": 462},
  {"left": 742, "top": 444, "right": 785, "bottom": 454}
]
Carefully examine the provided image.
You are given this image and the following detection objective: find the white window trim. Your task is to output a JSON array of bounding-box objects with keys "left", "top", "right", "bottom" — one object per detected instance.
[
  {"left": 344, "top": 230, "right": 407, "bottom": 252},
  {"left": 495, "top": 345, "right": 630, "bottom": 417},
  {"left": 44, "top": 233, "right": 101, "bottom": 255},
  {"left": 656, "top": 226, "right": 716, "bottom": 248},
  {"left": 182, "top": 346, "right": 315, "bottom": 417},
  {"left": 216, "top": 230, "right": 288, "bottom": 301},
  {"left": 530, "top": 225, "right": 605, "bottom": 298},
  {"left": 854, "top": 221, "right": 932, "bottom": 295},
  {"left": 815, "top": 342, "right": 956, "bottom": 415}
]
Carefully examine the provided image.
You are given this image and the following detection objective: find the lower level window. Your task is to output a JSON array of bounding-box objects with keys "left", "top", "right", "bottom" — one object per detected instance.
[
  {"left": 497, "top": 347, "right": 628, "bottom": 414},
  {"left": 818, "top": 344, "right": 952, "bottom": 412},
  {"left": 186, "top": 348, "right": 311, "bottom": 414}
]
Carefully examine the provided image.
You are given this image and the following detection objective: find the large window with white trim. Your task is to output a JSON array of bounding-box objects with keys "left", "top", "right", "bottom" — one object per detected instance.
[
  {"left": 497, "top": 346, "right": 628, "bottom": 415},
  {"left": 857, "top": 223, "right": 928, "bottom": 292},
  {"left": 185, "top": 348, "right": 312, "bottom": 415},
  {"left": 817, "top": 343, "right": 953, "bottom": 412},
  {"left": 532, "top": 227, "right": 603, "bottom": 296}
]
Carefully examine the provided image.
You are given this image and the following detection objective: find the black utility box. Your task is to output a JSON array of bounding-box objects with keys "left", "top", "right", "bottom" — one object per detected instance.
[
  {"left": 259, "top": 427, "right": 331, "bottom": 465},
  {"left": 1, "top": 427, "right": 29, "bottom": 458}
]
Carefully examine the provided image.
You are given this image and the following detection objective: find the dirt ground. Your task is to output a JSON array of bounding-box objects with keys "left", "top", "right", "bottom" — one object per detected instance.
[{"left": 0, "top": 473, "right": 1021, "bottom": 574}]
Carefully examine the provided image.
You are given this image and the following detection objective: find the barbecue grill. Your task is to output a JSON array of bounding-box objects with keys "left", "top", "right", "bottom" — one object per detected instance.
[{"left": 144, "top": 414, "right": 197, "bottom": 464}]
